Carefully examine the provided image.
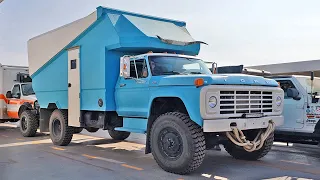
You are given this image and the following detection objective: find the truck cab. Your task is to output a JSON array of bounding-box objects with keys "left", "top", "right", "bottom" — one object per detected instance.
[{"left": 271, "top": 75, "right": 320, "bottom": 144}]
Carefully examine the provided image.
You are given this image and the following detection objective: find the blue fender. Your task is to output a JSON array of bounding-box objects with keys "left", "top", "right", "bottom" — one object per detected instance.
[{"left": 147, "top": 86, "right": 203, "bottom": 126}]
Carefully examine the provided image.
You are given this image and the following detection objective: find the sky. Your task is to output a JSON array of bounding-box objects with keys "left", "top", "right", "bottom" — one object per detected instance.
[{"left": 1, "top": 0, "right": 320, "bottom": 67}]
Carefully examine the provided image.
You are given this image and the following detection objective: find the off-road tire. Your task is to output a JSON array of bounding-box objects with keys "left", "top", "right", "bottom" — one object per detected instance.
[
  {"left": 108, "top": 130, "right": 130, "bottom": 140},
  {"left": 150, "top": 112, "right": 206, "bottom": 175},
  {"left": 49, "top": 109, "right": 73, "bottom": 146},
  {"left": 73, "top": 127, "right": 83, "bottom": 134},
  {"left": 224, "top": 130, "right": 274, "bottom": 160},
  {"left": 19, "top": 110, "right": 38, "bottom": 137}
]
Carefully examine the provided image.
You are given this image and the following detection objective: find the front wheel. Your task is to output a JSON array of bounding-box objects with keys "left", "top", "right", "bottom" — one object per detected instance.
[
  {"left": 19, "top": 110, "right": 39, "bottom": 137},
  {"left": 150, "top": 112, "right": 206, "bottom": 175},
  {"left": 49, "top": 109, "right": 73, "bottom": 146},
  {"left": 223, "top": 130, "right": 274, "bottom": 160}
]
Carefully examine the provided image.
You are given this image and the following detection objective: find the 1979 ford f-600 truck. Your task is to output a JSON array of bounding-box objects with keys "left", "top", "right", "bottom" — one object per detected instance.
[{"left": 24, "top": 6, "right": 284, "bottom": 174}]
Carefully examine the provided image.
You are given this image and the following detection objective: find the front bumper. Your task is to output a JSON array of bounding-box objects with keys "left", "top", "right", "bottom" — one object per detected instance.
[{"left": 203, "top": 115, "right": 284, "bottom": 132}]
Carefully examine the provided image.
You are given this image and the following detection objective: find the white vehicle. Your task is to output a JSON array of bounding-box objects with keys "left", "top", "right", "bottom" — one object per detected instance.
[
  {"left": 210, "top": 63, "right": 320, "bottom": 145},
  {"left": 271, "top": 75, "right": 320, "bottom": 144},
  {"left": 0, "top": 64, "right": 39, "bottom": 137}
]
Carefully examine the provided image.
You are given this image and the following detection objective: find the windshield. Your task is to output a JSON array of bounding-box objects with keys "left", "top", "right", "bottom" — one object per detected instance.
[
  {"left": 148, "top": 56, "right": 212, "bottom": 76},
  {"left": 21, "top": 83, "right": 35, "bottom": 96},
  {"left": 295, "top": 76, "right": 320, "bottom": 97}
]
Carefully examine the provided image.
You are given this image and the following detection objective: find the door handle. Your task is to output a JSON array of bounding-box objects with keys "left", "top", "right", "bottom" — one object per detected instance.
[
  {"left": 68, "top": 83, "right": 71, "bottom": 87},
  {"left": 120, "top": 83, "right": 126, "bottom": 87}
]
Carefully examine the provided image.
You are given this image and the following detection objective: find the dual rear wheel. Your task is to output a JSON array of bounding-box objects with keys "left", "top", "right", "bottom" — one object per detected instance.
[{"left": 48, "top": 110, "right": 131, "bottom": 146}]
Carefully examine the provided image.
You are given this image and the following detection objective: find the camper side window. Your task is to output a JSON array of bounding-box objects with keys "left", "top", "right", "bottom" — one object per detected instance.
[
  {"left": 11, "top": 85, "right": 21, "bottom": 99},
  {"left": 278, "top": 80, "right": 296, "bottom": 99},
  {"left": 129, "top": 59, "right": 148, "bottom": 78}
]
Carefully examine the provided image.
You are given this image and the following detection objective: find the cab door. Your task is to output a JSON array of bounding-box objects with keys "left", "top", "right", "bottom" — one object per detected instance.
[
  {"left": 116, "top": 58, "right": 150, "bottom": 118},
  {"left": 7, "top": 84, "right": 22, "bottom": 119},
  {"left": 277, "top": 79, "right": 305, "bottom": 130}
]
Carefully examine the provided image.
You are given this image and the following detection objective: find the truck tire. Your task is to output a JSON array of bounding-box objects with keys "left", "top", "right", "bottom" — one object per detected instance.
[
  {"left": 223, "top": 130, "right": 274, "bottom": 160},
  {"left": 73, "top": 127, "right": 83, "bottom": 134},
  {"left": 85, "top": 127, "right": 99, "bottom": 133},
  {"left": 19, "top": 110, "right": 38, "bottom": 137},
  {"left": 108, "top": 129, "right": 130, "bottom": 140},
  {"left": 49, "top": 109, "right": 73, "bottom": 146},
  {"left": 150, "top": 112, "right": 206, "bottom": 175}
]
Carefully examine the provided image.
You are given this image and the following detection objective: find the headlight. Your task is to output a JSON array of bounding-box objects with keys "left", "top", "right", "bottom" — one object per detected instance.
[
  {"left": 275, "top": 96, "right": 282, "bottom": 107},
  {"left": 208, "top": 96, "right": 217, "bottom": 108}
]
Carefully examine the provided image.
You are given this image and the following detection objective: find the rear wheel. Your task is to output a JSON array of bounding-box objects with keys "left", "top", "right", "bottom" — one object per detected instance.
[
  {"left": 108, "top": 129, "right": 130, "bottom": 140},
  {"left": 150, "top": 112, "right": 206, "bottom": 175},
  {"left": 85, "top": 127, "right": 99, "bottom": 133},
  {"left": 224, "top": 130, "right": 274, "bottom": 160},
  {"left": 49, "top": 109, "right": 73, "bottom": 146},
  {"left": 19, "top": 110, "right": 38, "bottom": 137}
]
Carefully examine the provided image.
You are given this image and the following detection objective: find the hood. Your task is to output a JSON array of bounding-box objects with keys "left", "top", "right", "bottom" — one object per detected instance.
[
  {"left": 22, "top": 95, "right": 37, "bottom": 101},
  {"left": 151, "top": 74, "right": 279, "bottom": 87}
]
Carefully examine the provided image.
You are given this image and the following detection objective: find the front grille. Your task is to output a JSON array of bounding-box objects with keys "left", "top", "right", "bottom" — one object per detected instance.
[{"left": 219, "top": 90, "right": 273, "bottom": 115}]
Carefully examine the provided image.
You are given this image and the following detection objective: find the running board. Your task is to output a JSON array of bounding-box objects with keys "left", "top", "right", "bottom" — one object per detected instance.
[
  {"left": 114, "top": 117, "right": 147, "bottom": 134},
  {"left": 114, "top": 127, "right": 146, "bottom": 134}
]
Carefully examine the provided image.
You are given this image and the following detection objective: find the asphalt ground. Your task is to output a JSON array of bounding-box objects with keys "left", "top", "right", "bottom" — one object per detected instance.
[{"left": 0, "top": 123, "right": 319, "bottom": 180}]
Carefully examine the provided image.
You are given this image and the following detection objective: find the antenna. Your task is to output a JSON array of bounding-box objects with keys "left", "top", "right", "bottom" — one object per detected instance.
[{"left": 311, "top": 71, "right": 314, "bottom": 97}]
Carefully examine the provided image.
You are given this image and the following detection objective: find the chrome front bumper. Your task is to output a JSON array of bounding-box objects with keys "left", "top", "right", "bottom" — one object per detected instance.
[{"left": 203, "top": 115, "right": 284, "bottom": 132}]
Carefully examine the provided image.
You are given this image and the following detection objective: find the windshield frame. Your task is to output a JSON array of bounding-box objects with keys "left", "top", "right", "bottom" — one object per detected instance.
[
  {"left": 21, "top": 83, "right": 35, "bottom": 96},
  {"left": 147, "top": 55, "right": 212, "bottom": 76}
]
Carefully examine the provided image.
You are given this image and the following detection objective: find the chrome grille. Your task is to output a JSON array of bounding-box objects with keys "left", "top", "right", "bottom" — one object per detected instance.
[{"left": 219, "top": 90, "right": 273, "bottom": 115}]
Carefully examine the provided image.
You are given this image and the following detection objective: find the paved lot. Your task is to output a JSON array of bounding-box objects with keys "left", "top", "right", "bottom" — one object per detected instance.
[{"left": 0, "top": 124, "right": 319, "bottom": 180}]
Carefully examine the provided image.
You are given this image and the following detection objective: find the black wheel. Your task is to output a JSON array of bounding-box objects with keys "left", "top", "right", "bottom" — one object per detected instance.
[
  {"left": 73, "top": 127, "right": 83, "bottom": 134},
  {"left": 49, "top": 109, "right": 73, "bottom": 146},
  {"left": 85, "top": 127, "right": 99, "bottom": 133},
  {"left": 108, "top": 129, "right": 130, "bottom": 140},
  {"left": 150, "top": 112, "right": 205, "bottom": 175},
  {"left": 19, "top": 110, "right": 38, "bottom": 137},
  {"left": 223, "top": 129, "right": 274, "bottom": 160}
]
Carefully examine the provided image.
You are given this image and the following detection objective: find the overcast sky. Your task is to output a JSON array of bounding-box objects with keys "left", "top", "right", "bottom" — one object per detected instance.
[{"left": 1, "top": 0, "right": 320, "bottom": 67}]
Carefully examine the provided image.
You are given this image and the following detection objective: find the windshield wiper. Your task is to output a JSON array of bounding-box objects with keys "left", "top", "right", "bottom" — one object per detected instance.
[
  {"left": 162, "top": 71, "right": 182, "bottom": 75},
  {"left": 189, "top": 72, "right": 202, "bottom": 74}
]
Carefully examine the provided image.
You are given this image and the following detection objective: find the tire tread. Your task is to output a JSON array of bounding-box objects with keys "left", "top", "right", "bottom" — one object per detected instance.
[
  {"left": 151, "top": 112, "right": 205, "bottom": 174},
  {"left": 20, "top": 110, "right": 38, "bottom": 137}
]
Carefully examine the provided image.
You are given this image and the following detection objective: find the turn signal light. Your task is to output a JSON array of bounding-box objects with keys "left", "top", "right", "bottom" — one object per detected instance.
[{"left": 194, "top": 78, "right": 204, "bottom": 87}]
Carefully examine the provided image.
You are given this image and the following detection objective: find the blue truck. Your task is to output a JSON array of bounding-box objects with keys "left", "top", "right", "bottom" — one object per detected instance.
[{"left": 26, "top": 6, "right": 284, "bottom": 174}]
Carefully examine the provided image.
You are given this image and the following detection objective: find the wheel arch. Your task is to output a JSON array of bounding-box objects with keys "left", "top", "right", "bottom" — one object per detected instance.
[
  {"left": 18, "top": 103, "right": 33, "bottom": 117},
  {"left": 145, "top": 95, "right": 201, "bottom": 154}
]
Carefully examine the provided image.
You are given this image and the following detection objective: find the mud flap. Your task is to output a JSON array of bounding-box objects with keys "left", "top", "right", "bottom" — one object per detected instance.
[{"left": 39, "top": 109, "right": 51, "bottom": 132}]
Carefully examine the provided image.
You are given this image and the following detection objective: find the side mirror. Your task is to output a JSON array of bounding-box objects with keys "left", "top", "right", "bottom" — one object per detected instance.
[
  {"left": 120, "top": 56, "right": 130, "bottom": 78},
  {"left": 212, "top": 62, "right": 217, "bottom": 74},
  {"left": 287, "top": 88, "right": 301, "bottom": 100},
  {"left": 6, "top": 91, "right": 12, "bottom": 98}
]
